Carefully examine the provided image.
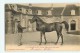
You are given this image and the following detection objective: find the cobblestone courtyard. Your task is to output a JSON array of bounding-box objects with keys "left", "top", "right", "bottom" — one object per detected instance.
[{"left": 6, "top": 30, "right": 80, "bottom": 45}]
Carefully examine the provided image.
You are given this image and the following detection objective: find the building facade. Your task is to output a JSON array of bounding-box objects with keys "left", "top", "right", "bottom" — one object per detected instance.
[
  {"left": 62, "top": 5, "right": 80, "bottom": 32},
  {"left": 5, "top": 4, "right": 80, "bottom": 34}
]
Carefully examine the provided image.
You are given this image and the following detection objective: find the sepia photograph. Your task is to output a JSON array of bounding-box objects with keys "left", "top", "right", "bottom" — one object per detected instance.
[{"left": 5, "top": 3, "right": 80, "bottom": 51}]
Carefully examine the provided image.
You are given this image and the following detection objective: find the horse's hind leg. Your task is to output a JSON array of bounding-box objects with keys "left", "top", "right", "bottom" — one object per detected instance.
[
  {"left": 55, "top": 32, "right": 60, "bottom": 45},
  {"left": 60, "top": 33, "right": 63, "bottom": 45},
  {"left": 39, "top": 32, "right": 42, "bottom": 45},
  {"left": 43, "top": 32, "right": 47, "bottom": 44}
]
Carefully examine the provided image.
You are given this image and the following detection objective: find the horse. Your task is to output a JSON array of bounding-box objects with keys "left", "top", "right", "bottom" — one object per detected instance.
[{"left": 30, "top": 16, "right": 69, "bottom": 45}]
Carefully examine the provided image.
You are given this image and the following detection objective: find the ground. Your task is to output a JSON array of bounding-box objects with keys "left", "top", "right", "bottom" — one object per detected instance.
[{"left": 5, "top": 29, "right": 80, "bottom": 45}]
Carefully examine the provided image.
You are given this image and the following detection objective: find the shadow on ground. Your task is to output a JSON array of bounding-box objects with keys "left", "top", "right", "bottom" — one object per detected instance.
[{"left": 67, "top": 31, "right": 80, "bottom": 35}]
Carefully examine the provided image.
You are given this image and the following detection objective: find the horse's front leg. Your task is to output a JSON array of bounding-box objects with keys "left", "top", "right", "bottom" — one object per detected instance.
[
  {"left": 18, "top": 33, "right": 23, "bottom": 46},
  {"left": 39, "top": 32, "right": 42, "bottom": 45}
]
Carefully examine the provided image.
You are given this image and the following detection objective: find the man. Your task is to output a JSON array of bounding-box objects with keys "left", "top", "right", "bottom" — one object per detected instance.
[{"left": 17, "top": 21, "right": 23, "bottom": 46}]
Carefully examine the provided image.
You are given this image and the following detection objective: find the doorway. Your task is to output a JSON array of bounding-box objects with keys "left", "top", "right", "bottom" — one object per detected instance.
[
  {"left": 70, "top": 20, "right": 76, "bottom": 30},
  {"left": 27, "top": 19, "right": 33, "bottom": 31}
]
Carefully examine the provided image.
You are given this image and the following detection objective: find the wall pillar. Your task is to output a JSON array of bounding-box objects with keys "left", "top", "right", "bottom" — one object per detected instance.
[{"left": 5, "top": 11, "right": 12, "bottom": 33}]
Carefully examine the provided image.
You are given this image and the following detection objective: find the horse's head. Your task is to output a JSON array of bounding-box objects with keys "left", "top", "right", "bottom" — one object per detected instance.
[{"left": 30, "top": 16, "right": 38, "bottom": 23}]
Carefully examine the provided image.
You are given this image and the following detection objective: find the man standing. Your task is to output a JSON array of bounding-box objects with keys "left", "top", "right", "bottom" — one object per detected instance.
[{"left": 17, "top": 21, "right": 23, "bottom": 46}]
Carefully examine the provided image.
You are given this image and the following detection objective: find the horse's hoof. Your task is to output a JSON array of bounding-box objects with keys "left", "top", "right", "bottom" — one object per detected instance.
[
  {"left": 44, "top": 43, "right": 47, "bottom": 45},
  {"left": 18, "top": 43, "right": 22, "bottom": 46},
  {"left": 39, "top": 43, "right": 41, "bottom": 45},
  {"left": 44, "top": 42, "right": 47, "bottom": 44},
  {"left": 55, "top": 42, "right": 57, "bottom": 44},
  {"left": 61, "top": 43, "right": 63, "bottom": 45}
]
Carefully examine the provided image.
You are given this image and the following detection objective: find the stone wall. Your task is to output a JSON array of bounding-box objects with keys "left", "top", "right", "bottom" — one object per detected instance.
[{"left": 63, "top": 16, "right": 80, "bottom": 32}]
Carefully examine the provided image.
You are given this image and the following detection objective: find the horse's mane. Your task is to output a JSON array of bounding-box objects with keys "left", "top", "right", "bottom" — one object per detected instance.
[{"left": 36, "top": 16, "right": 46, "bottom": 23}]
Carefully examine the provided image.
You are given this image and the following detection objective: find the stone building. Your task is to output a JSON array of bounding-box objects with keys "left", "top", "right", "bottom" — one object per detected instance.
[
  {"left": 5, "top": 4, "right": 80, "bottom": 34},
  {"left": 62, "top": 5, "right": 80, "bottom": 32}
]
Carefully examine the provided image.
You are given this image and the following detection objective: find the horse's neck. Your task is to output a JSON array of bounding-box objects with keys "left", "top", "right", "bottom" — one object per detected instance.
[
  {"left": 36, "top": 18, "right": 44, "bottom": 27},
  {"left": 36, "top": 20, "right": 43, "bottom": 25},
  {"left": 36, "top": 17, "right": 44, "bottom": 24}
]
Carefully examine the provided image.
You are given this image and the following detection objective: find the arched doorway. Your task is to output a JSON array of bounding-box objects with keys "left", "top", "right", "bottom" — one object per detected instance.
[
  {"left": 70, "top": 20, "right": 76, "bottom": 30},
  {"left": 27, "top": 19, "right": 33, "bottom": 31}
]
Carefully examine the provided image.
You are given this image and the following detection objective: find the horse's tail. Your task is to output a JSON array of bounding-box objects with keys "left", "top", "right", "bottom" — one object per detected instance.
[{"left": 61, "top": 21, "right": 69, "bottom": 33}]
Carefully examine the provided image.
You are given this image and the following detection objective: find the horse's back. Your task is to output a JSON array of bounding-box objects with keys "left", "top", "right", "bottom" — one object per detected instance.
[
  {"left": 36, "top": 21, "right": 62, "bottom": 32},
  {"left": 43, "top": 23, "right": 55, "bottom": 32},
  {"left": 36, "top": 23, "right": 55, "bottom": 32}
]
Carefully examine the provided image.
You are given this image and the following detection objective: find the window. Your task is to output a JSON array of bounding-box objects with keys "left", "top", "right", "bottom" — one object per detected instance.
[
  {"left": 22, "top": 8, "right": 26, "bottom": 14},
  {"left": 71, "top": 10, "right": 75, "bottom": 15},
  {"left": 36, "top": 10, "right": 38, "bottom": 14},
  {"left": 10, "top": 4, "right": 17, "bottom": 11},
  {"left": 35, "top": 10, "right": 38, "bottom": 15},
  {"left": 46, "top": 11, "right": 48, "bottom": 15},
  {"left": 26, "top": 9, "right": 28, "bottom": 14},
  {"left": 13, "top": 4, "right": 17, "bottom": 11},
  {"left": 38, "top": 10, "right": 42, "bottom": 15},
  {"left": 45, "top": 11, "right": 48, "bottom": 15},
  {"left": 18, "top": 8, "right": 22, "bottom": 12},
  {"left": 48, "top": 10, "right": 52, "bottom": 15},
  {"left": 28, "top": 9, "right": 32, "bottom": 14},
  {"left": 10, "top": 4, "right": 14, "bottom": 9}
]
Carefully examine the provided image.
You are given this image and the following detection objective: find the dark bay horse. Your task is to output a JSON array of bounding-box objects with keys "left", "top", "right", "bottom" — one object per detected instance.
[{"left": 30, "top": 16, "right": 69, "bottom": 45}]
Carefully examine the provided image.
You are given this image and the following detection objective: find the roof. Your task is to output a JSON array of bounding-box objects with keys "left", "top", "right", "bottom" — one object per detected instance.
[
  {"left": 52, "top": 7, "right": 64, "bottom": 16},
  {"left": 52, "top": 4, "right": 80, "bottom": 16},
  {"left": 5, "top": 4, "right": 80, "bottom": 16},
  {"left": 5, "top": 4, "right": 10, "bottom": 10},
  {"left": 63, "top": 4, "right": 79, "bottom": 16},
  {"left": 17, "top": 4, "right": 29, "bottom": 9}
]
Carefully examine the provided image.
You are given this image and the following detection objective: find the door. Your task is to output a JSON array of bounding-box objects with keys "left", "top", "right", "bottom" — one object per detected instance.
[{"left": 70, "top": 20, "right": 76, "bottom": 30}]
